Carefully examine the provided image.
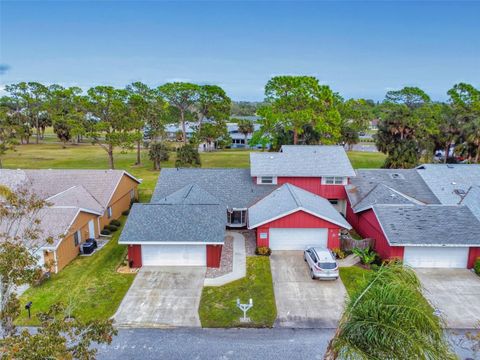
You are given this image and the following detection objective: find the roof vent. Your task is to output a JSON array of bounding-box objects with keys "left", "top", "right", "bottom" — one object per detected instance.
[
  {"left": 454, "top": 189, "right": 466, "bottom": 196},
  {"left": 389, "top": 173, "right": 405, "bottom": 180},
  {"left": 447, "top": 164, "right": 454, "bottom": 169}
]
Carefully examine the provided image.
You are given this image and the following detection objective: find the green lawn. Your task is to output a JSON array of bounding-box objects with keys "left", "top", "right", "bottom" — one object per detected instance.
[
  {"left": 199, "top": 257, "right": 277, "bottom": 328},
  {"left": 17, "top": 217, "right": 135, "bottom": 326},
  {"left": 339, "top": 266, "right": 372, "bottom": 296}
]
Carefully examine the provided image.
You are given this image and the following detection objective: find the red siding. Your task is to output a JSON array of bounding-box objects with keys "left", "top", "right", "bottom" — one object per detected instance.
[
  {"left": 354, "top": 209, "right": 404, "bottom": 260},
  {"left": 277, "top": 177, "right": 347, "bottom": 199},
  {"left": 206, "top": 245, "right": 223, "bottom": 268},
  {"left": 468, "top": 247, "right": 480, "bottom": 269},
  {"left": 128, "top": 245, "right": 142, "bottom": 268},
  {"left": 254, "top": 210, "right": 343, "bottom": 249}
]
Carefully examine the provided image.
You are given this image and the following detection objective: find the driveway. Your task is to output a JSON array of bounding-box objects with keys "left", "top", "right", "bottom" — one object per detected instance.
[
  {"left": 114, "top": 266, "right": 205, "bottom": 327},
  {"left": 270, "top": 251, "right": 347, "bottom": 328},
  {"left": 415, "top": 268, "right": 480, "bottom": 328}
]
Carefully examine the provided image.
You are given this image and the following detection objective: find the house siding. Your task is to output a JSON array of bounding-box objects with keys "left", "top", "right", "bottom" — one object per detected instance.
[
  {"left": 100, "top": 175, "right": 138, "bottom": 228},
  {"left": 353, "top": 209, "right": 404, "bottom": 260},
  {"left": 206, "top": 245, "right": 223, "bottom": 268},
  {"left": 468, "top": 247, "right": 480, "bottom": 269},
  {"left": 254, "top": 210, "right": 342, "bottom": 249},
  {"left": 128, "top": 244, "right": 142, "bottom": 268},
  {"left": 47, "top": 211, "right": 99, "bottom": 273},
  {"left": 277, "top": 177, "right": 347, "bottom": 199}
]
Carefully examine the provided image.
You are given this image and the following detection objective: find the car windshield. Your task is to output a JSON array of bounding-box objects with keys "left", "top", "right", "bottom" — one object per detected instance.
[{"left": 318, "top": 262, "right": 337, "bottom": 270}]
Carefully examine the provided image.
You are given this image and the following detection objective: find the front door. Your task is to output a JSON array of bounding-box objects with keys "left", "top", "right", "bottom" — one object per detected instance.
[{"left": 88, "top": 220, "right": 95, "bottom": 239}]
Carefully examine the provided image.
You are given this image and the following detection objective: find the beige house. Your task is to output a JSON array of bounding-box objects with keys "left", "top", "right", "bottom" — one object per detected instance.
[{"left": 0, "top": 169, "right": 140, "bottom": 273}]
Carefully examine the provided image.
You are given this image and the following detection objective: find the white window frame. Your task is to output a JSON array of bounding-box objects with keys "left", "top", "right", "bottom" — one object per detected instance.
[
  {"left": 321, "top": 176, "right": 346, "bottom": 185},
  {"left": 73, "top": 230, "right": 81, "bottom": 247},
  {"left": 107, "top": 206, "right": 113, "bottom": 218},
  {"left": 130, "top": 189, "right": 136, "bottom": 201},
  {"left": 257, "top": 176, "right": 277, "bottom": 185},
  {"left": 227, "top": 209, "right": 248, "bottom": 227}
]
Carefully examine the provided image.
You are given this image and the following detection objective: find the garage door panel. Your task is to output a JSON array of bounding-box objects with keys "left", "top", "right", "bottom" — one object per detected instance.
[
  {"left": 141, "top": 245, "right": 206, "bottom": 266},
  {"left": 269, "top": 228, "right": 328, "bottom": 250},
  {"left": 404, "top": 247, "right": 468, "bottom": 268}
]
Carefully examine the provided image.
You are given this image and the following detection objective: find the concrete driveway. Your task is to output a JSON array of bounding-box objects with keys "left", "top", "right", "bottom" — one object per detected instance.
[
  {"left": 270, "top": 251, "right": 347, "bottom": 328},
  {"left": 415, "top": 268, "right": 480, "bottom": 329},
  {"left": 114, "top": 266, "right": 205, "bottom": 328}
]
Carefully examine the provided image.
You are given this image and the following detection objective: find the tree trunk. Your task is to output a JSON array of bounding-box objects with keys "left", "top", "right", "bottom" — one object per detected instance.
[
  {"left": 108, "top": 144, "right": 115, "bottom": 169},
  {"left": 444, "top": 144, "right": 449, "bottom": 163},
  {"left": 35, "top": 117, "right": 39, "bottom": 144},
  {"left": 293, "top": 129, "right": 298, "bottom": 145},
  {"left": 181, "top": 111, "right": 187, "bottom": 144},
  {"left": 135, "top": 140, "right": 141, "bottom": 165},
  {"left": 476, "top": 143, "right": 480, "bottom": 164}
]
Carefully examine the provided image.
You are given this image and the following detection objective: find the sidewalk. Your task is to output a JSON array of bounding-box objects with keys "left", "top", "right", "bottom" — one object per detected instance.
[{"left": 204, "top": 231, "right": 246, "bottom": 286}]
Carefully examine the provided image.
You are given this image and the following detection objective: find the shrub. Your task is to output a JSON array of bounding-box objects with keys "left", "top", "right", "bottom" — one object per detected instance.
[
  {"left": 352, "top": 247, "right": 378, "bottom": 265},
  {"left": 105, "top": 224, "right": 118, "bottom": 232},
  {"left": 122, "top": 209, "right": 130, "bottom": 216},
  {"left": 255, "top": 246, "right": 271, "bottom": 256},
  {"left": 331, "top": 248, "right": 346, "bottom": 259},
  {"left": 110, "top": 219, "right": 121, "bottom": 227},
  {"left": 175, "top": 144, "right": 201, "bottom": 168},
  {"left": 100, "top": 229, "right": 111, "bottom": 236},
  {"left": 149, "top": 142, "right": 170, "bottom": 170},
  {"left": 474, "top": 258, "right": 480, "bottom": 276}
]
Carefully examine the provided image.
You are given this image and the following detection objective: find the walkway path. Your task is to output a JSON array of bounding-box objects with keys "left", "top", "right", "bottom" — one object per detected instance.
[{"left": 204, "top": 231, "right": 246, "bottom": 286}]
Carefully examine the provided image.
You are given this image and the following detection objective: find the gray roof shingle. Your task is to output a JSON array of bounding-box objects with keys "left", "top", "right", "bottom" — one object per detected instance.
[
  {"left": 416, "top": 164, "right": 480, "bottom": 205},
  {"left": 347, "top": 169, "right": 440, "bottom": 211},
  {"left": 373, "top": 205, "right": 480, "bottom": 246},
  {"left": 348, "top": 183, "right": 421, "bottom": 212},
  {"left": 248, "top": 183, "right": 351, "bottom": 229},
  {"left": 48, "top": 185, "right": 104, "bottom": 214},
  {"left": 152, "top": 168, "right": 276, "bottom": 209},
  {"left": 155, "top": 184, "right": 219, "bottom": 205},
  {"left": 461, "top": 186, "right": 480, "bottom": 221},
  {"left": 118, "top": 203, "right": 226, "bottom": 244},
  {"left": 250, "top": 146, "right": 355, "bottom": 177}
]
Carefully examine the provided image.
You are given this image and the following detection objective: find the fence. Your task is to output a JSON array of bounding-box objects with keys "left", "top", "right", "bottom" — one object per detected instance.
[{"left": 340, "top": 234, "right": 374, "bottom": 252}]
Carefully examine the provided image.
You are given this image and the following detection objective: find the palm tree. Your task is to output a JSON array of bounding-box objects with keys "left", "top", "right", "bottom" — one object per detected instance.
[
  {"left": 237, "top": 119, "right": 254, "bottom": 148},
  {"left": 464, "top": 117, "right": 480, "bottom": 163},
  {"left": 325, "top": 264, "right": 456, "bottom": 360}
]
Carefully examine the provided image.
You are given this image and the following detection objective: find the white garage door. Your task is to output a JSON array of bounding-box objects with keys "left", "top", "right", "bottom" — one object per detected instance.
[
  {"left": 404, "top": 247, "right": 468, "bottom": 268},
  {"left": 141, "top": 245, "right": 206, "bottom": 266},
  {"left": 269, "top": 228, "right": 328, "bottom": 250}
]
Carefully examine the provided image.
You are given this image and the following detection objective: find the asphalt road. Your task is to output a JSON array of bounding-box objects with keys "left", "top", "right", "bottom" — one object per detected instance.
[{"left": 96, "top": 328, "right": 479, "bottom": 360}]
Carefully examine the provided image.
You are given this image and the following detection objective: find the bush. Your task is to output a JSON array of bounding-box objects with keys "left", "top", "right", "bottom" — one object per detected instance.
[
  {"left": 100, "top": 229, "right": 111, "bottom": 236},
  {"left": 122, "top": 209, "right": 130, "bottom": 216},
  {"left": 105, "top": 225, "right": 118, "bottom": 232},
  {"left": 255, "top": 246, "right": 271, "bottom": 256},
  {"left": 474, "top": 258, "right": 480, "bottom": 276},
  {"left": 331, "top": 248, "right": 346, "bottom": 259},
  {"left": 110, "top": 219, "right": 121, "bottom": 227},
  {"left": 175, "top": 144, "right": 201, "bottom": 168},
  {"left": 352, "top": 247, "right": 378, "bottom": 266}
]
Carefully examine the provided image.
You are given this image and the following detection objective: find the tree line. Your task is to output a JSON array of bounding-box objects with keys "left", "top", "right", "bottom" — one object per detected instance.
[{"left": 1, "top": 78, "right": 479, "bottom": 169}]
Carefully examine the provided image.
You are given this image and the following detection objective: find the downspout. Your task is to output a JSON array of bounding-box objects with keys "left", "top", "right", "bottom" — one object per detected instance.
[{"left": 53, "top": 251, "right": 58, "bottom": 274}]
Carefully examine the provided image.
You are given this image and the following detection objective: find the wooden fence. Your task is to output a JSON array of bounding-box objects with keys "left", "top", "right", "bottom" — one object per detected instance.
[{"left": 340, "top": 234, "right": 374, "bottom": 252}]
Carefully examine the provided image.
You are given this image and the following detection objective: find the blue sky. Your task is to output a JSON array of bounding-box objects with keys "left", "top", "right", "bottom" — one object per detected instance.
[{"left": 1, "top": 1, "right": 479, "bottom": 101}]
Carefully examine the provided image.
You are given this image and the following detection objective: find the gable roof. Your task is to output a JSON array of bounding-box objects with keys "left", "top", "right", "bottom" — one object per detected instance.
[
  {"left": 47, "top": 185, "right": 104, "bottom": 214},
  {"left": 350, "top": 183, "right": 421, "bottom": 212},
  {"left": 0, "top": 169, "right": 140, "bottom": 210},
  {"left": 155, "top": 184, "right": 220, "bottom": 205},
  {"left": 248, "top": 183, "right": 351, "bottom": 229},
  {"left": 118, "top": 203, "right": 225, "bottom": 245},
  {"left": 346, "top": 169, "right": 440, "bottom": 211},
  {"left": 152, "top": 168, "right": 276, "bottom": 209},
  {"left": 250, "top": 146, "right": 355, "bottom": 178},
  {"left": 461, "top": 186, "right": 480, "bottom": 221},
  {"left": 416, "top": 164, "right": 480, "bottom": 205},
  {"left": 373, "top": 205, "right": 480, "bottom": 247}
]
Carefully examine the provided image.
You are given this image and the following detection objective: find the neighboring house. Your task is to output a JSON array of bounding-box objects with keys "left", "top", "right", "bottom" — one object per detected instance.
[
  {"left": 120, "top": 145, "right": 354, "bottom": 268},
  {"left": 346, "top": 166, "right": 480, "bottom": 269},
  {"left": 0, "top": 169, "right": 140, "bottom": 273},
  {"left": 227, "top": 122, "right": 262, "bottom": 149}
]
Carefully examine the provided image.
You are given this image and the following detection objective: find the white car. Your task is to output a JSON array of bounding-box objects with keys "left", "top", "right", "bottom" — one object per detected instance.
[{"left": 304, "top": 247, "right": 339, "bottom": 280}]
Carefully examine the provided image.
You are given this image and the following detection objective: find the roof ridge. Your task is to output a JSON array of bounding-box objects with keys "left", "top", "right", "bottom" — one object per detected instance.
[{"left": 285, "top": 183, "right": 302, "bottom": 207}]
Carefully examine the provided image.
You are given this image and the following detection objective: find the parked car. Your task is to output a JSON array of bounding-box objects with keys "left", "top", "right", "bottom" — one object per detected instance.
[{"left": 304, "top": 247, "right": 339, "bottom": 280}]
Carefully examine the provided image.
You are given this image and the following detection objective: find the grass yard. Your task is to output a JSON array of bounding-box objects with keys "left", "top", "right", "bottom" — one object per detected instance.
[
  {"left": 340, "top": 266, "right": 372, "bottom": 296},
  {"left": 199, "top": 256, "right": 277, "bottom": 328},
  {"left": 17, "top": 217, "right": 135, "bottom": 326}
]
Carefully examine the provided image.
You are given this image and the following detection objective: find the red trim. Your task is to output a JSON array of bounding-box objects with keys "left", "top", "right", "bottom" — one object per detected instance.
[
  {"left": 128, "top": 245, "right": 142, "bottom": 268},
  {"left": 207, "top": 245, "right": 223, "bottom": 268}
]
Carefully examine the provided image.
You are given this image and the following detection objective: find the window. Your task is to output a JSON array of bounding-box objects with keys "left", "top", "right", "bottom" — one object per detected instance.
[
  {"left": 227, "top": 209, "right": 247, "bottom": 227},
  {"left": 322, "top": 177, "right": 345, "bottom": 185},
  {"left": 73, "top": 230, "right": 81, "bottom": 247},
  {"left": 258, "top": 176, "right": 277, "bottom": 185},
  {"left": 130, "top": 189, "right": 136, "bottom": 201},
  {"left": 329, "top": 199, "right": 339, "bottom": 205},
  {"left": 107, "top": 207, "right": 113, "bottom": 219}
]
